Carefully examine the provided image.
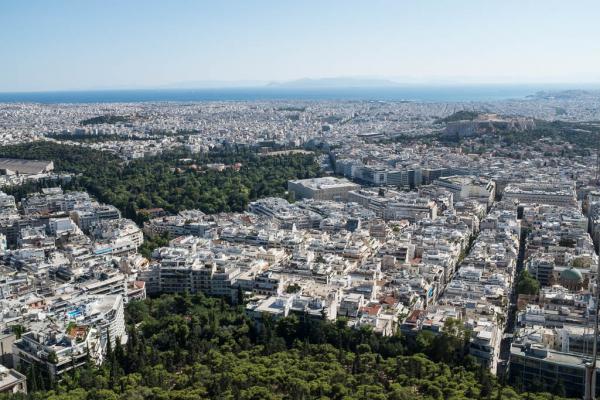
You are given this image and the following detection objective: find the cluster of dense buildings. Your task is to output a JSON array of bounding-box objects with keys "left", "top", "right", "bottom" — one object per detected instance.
[
  {"left": 505, "top": 186, "right": 600, "bottom": 397},
  {"left": 1, "top": 94, "right": 600, "bottom": 397},
  {"left": 330, "top": 140, "right": 596, "bottom": 196},
  {"left": 406, "top": 200, "right": 520, "bottom": 374},
  {"left": 135, "top": 173, "right": 600, "bottom": 397},
  {"left": 2, "top": 92, "right": 600, "bottom": 159},
  {"left": 134, "top": 175, "right": 591, "bottom": 388},
  {"left": 0, "top": 188, "right": 147, "bottom": 391}
]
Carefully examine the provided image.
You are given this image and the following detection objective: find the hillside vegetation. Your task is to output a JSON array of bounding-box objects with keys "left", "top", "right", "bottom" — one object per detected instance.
[
  {"left": 0, "top": 142, "right": 321, "bottom": 221},
  {"left": 80, "top": 115, "right": 131, "bottom": 125},
  {"left": 1, "top": 294, "right": 571, "bottom": 400},
  {"left": 435, "top": 110, "right": 481, "bottom": 124}
]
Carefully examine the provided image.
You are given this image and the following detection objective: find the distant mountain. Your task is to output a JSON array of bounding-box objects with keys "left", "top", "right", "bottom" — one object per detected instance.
[
  {"left": 266, "top": 77, "right": 402, "bottom": 89},
  {"left": 527, "top": 89, "right": 600, "bottom": 100},
  {"left": 160, "top": 80, "right": 267, "bottom": 89}
]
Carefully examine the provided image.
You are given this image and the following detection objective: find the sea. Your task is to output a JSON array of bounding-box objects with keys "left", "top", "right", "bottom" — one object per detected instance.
[{"left": 0, "top": 84, "right": 594, "bottom": 104}]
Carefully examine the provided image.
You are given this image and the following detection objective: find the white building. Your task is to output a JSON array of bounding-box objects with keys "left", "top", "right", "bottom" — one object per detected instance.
[{"left": 288, "top": 177, "right": 360, "bottom": 201}]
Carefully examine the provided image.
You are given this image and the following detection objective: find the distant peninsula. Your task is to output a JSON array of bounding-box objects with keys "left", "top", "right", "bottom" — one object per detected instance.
[{"left": 266, "top": 77, "right": 402, "bottom": 89}]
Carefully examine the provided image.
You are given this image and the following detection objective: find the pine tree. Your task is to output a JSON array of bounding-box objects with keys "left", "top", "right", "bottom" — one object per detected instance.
[
  {"left": 114, "top": 336, "right": 125, "bottom": 369},
  {"left": 237, "top": 286, "right": 244, "bottom": 305}
]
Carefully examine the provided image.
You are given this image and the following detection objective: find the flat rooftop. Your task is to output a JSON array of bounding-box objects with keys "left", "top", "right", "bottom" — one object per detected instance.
[
  {"left": 289, "top": 177, "right": 359, "bottom": 190},
  {"left": 0, "top": 365, "right": 25, "bottom": 390},
  {"left": 511, "top": 343, "right": 600, "bottom": 368}
]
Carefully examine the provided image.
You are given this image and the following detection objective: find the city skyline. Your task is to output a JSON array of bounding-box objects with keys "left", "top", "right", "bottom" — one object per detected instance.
[{"left": 2, "top": 0, "right": 600, "bottom": 92}]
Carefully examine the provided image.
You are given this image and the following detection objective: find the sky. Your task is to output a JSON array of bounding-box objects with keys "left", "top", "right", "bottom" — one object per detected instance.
[{"left": 1, "top": 0, "right": 600, "bottom": 92}]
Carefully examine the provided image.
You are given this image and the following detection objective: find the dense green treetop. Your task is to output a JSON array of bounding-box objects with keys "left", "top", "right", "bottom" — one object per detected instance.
[
  {"left": 0, "top": 142, "right": 572, "bottom": 400},
  {"left": 0, "top": 142, "right": 320, "bottom": 222},
  {"left": 80, "top": 115, "right": 131, "bottom": 126},
  {"left": 1, "top": 293, "right": 571, "bottom": 400},
  {"left": 435, "top": 110, "right": 482, "bottom": 124},
  {"left": 516, "top": 270, "right": 541, "bottom": 296}
]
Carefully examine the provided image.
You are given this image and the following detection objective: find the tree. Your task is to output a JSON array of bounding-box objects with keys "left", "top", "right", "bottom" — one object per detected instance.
[
  {"left": 236, "top": 286, "right": 245, "bottom": 305},
  {"left": 124, "top": 300, "right": 149, "bottom": 325},
  {"left": 47, "top": 351, "right": 58, "bottom": 364},
  {"left": 11, "top": 324, "right": 24, "bottom": 339},
  {"left": 517, "top": 271, "right": 540, "bottom": 295},
  {"left": 0, "top": 142, "right": 322, "bottom": 219},
  {"left": 11, "top": 292, "right": 571, "bottom": 400},
  {"left": 285, "top": 283, "right": 301, "bottom": 294}
]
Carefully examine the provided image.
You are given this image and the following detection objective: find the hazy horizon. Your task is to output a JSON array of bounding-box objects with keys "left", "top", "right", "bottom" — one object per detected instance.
[
  {"left": 0, "top": 77, "right": 600, "bottom": 94},
  {"left": 2, "top": 0, "right": 600, "bottom": 92},
  {"left": 2, "top": 78, "right": 600, "bottom": 95}
]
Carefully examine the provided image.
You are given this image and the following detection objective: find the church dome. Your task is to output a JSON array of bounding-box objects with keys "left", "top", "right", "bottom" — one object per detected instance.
[{"left": 560, "top": 267, "right": 583, "bottom": 283}]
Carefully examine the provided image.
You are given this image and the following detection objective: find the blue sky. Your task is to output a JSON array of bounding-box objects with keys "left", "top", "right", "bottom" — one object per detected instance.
[{"left": 1, "top": 0, "right": 599, "bottom": 91}]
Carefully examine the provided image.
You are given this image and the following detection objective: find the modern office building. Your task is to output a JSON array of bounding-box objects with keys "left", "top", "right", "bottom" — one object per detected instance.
[
  {"left": 433, "top": 175, "right": 496, "bottom": 207},
  {"left": 288, "top": 177, "right": 360, "bottom": 201},
  {"left": 509, "top": 343, "right": 600, "bottom": 398},
  {"left": 503, "top": 182, "right": 578, "bottom": 208}
]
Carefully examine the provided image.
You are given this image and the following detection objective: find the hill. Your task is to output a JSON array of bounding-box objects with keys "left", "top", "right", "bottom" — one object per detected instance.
[
  {"left": 267, "top": 77, "right": 401, "bottom": 89},
  {"left": 80, "top": 115, "right": 131, "bottom": 126},
  {"left": 435, "top": 110, "right": 482, "bottom": 124}
]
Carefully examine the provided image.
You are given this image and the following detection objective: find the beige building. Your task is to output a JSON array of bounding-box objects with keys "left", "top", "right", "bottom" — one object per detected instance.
[
  {"left": 0, "top": 365, "right": 26, "bottom": 394},
  {"left": 288, "top": 177, "right": 360, "bottom": 201}
]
